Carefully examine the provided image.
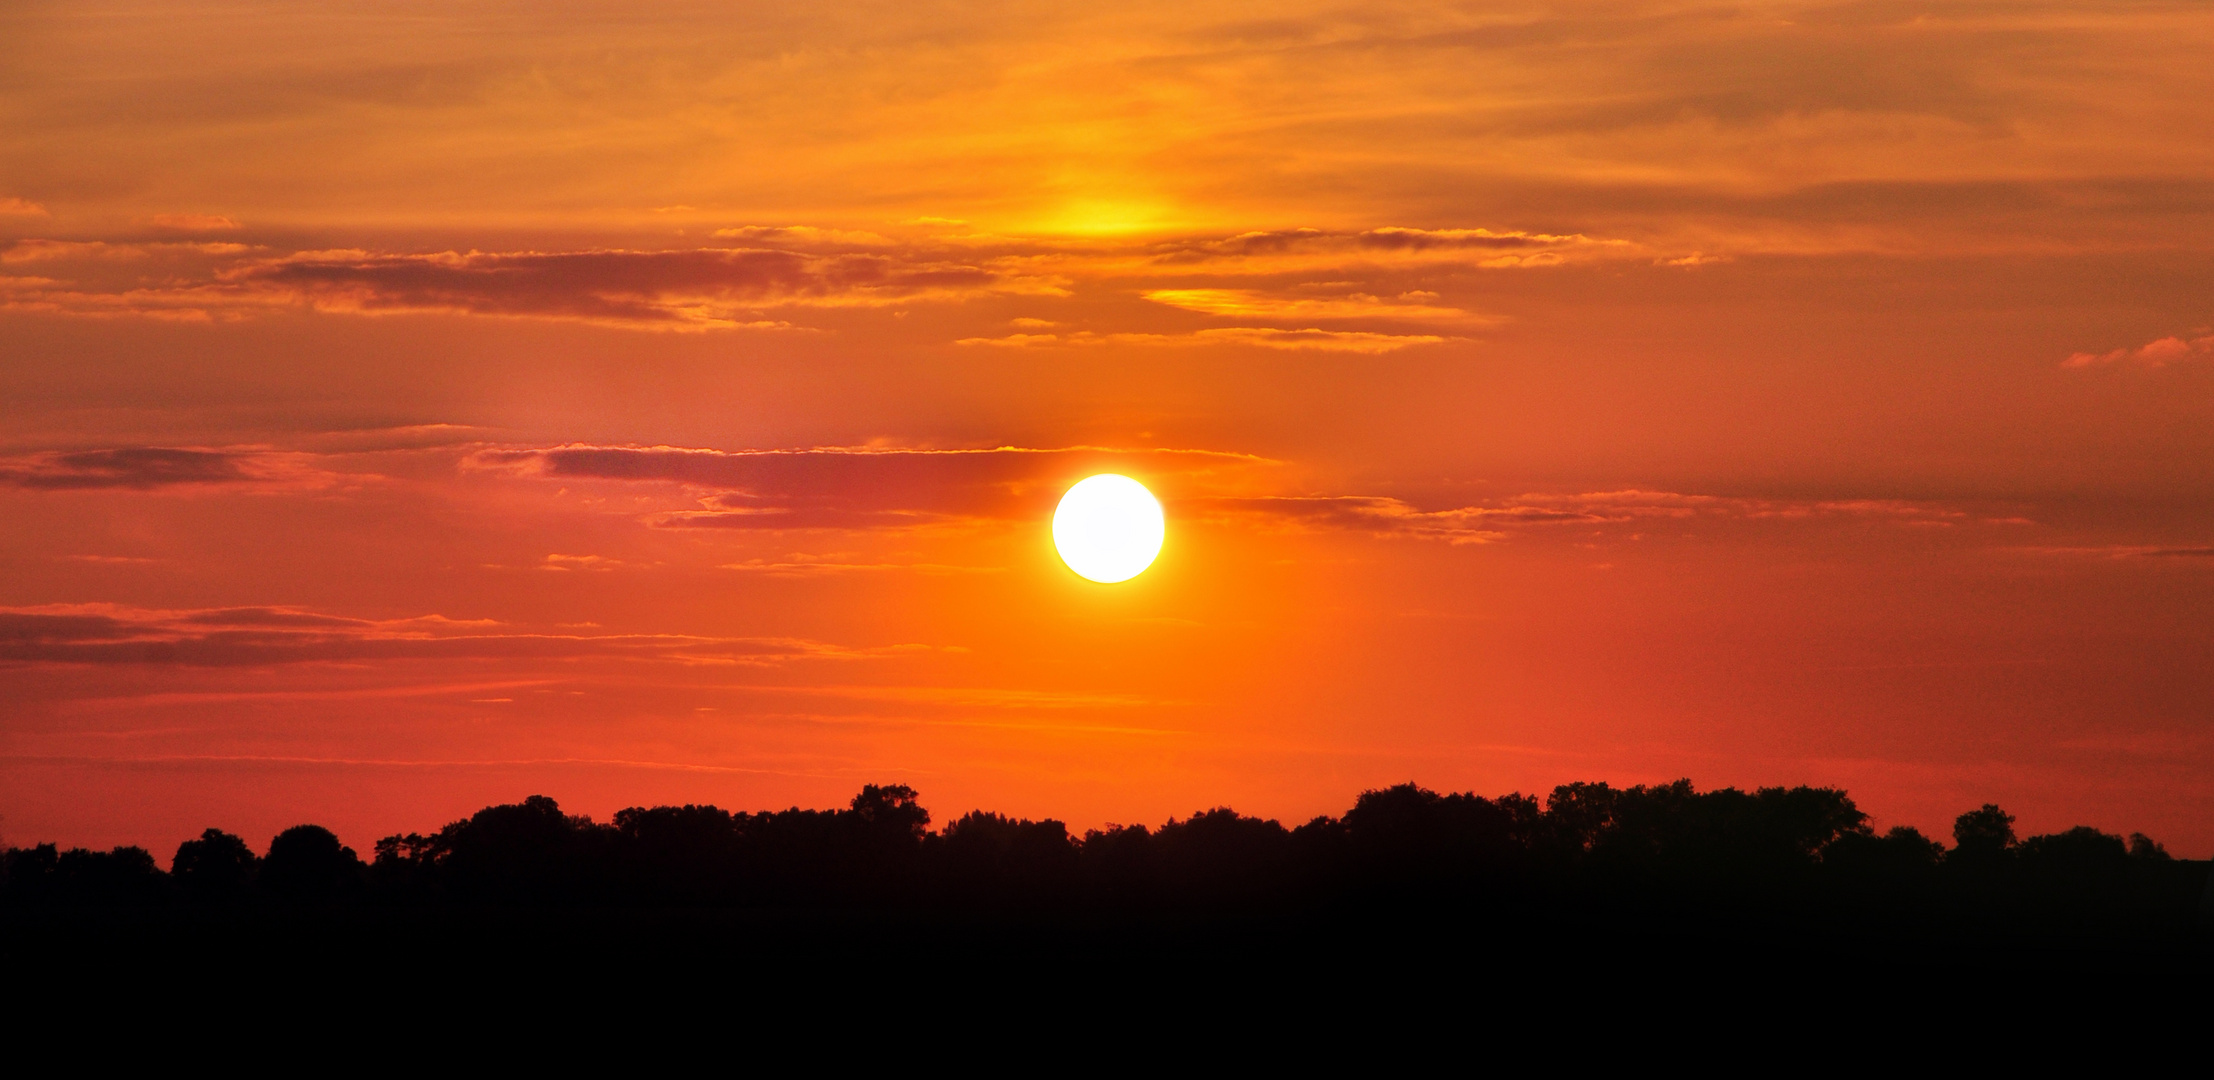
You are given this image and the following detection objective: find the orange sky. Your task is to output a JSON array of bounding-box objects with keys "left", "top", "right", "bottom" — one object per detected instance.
[{"left": 4, "top": 0, "right": 2212, "bottom": 856}]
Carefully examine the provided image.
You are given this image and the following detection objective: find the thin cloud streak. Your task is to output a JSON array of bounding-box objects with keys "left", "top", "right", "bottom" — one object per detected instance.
[
  {"left": 1202, "top": 490, "right": 1996, "bottom": 543},
  {"left": 954, "top": 327, "right": 1450, "bottom": 352},
  {"left": 0, "top": 604, "right": 934, "bottom": 668},
  {"left": 0, "top": 753, "right": 825, "bottom": 777}
]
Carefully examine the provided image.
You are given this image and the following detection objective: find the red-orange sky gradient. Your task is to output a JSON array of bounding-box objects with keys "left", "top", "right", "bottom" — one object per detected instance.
[{"left": 5, "top": 0, "right": 2213, "bottom": 856}]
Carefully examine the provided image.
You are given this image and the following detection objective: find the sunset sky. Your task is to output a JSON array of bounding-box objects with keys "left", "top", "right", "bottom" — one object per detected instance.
[{"left": 5, "top": 0, "right": 2212, "bottom": 856}]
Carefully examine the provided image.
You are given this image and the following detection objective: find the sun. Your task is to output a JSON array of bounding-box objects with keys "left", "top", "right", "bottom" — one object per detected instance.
[{"left": 1052, "top": 474, "right": 1165, "bottom": 583}]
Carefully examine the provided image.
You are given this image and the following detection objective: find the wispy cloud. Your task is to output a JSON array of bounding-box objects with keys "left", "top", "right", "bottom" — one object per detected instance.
[
  {"left": 955, "top": 327, "right": 1449, "bottom": 353},
  {"left": 146, "top": 214, "right": 240, "bottom": 232},
  {"left": 2064, "top": 332, "right": 2214, "bottom": 368},
  {"left": 710, "top": 225, "right": 896, "bottom": 247},
  {"left": 2018, "top": 545, "right": 2214, "bottom": 560},
  {"left": 1203, "top": 489, "right": 1989, "bottom": 543},
  {"left": 0, "top": 603, "right": 928, "bottom": 667},
  {"left": 1142, "top": 288, "right": 1480, "bottom": 322},
  {"left": 720, "top": 556, "right": 1000, "bottom": 576},
  {"left": 1191, "top": 327, "right": 1448, "bottom": 353},
  {"left": 538, "top": 554, "right": 630, "bottom": 572}
]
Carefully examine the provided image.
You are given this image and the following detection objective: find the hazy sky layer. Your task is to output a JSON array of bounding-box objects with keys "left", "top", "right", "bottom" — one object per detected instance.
[{"left": 3, "top": 0, "right": 2211, "bottom": 854}]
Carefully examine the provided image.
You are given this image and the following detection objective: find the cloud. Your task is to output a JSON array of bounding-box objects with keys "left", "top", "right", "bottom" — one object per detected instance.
[
  {"left": 971, "top": 226, "right": 1642, "bottom": 281},
  {"left": 1204, "top": 489, "right": 1986, "bottom": 542},
  {"left": 0, "top": 603, "right": 920, "bottom": 667},
  {"left": 0, "top": 197, "right": 47, "bottom": 217},
  {"left": 0, "top": 239, "right": 1027, "bottom": 328},
  {"left": 1147, "top": 227, "right": 1621, "bottom": 263},
  {"left": 1196, "top": 490, "right": 1718, "bottom": 543},
  {"left": 710, "top": 225, "right": 895, "bottom": 247},
  {"left": 233, "top": 247, "right": 1004, "bottom": 328},
  {"left": 539, "top": 554, "right": 629, "bottom": 572},
  {"left": 2021, "top": 545, "right": 2214, "bottom": 560},
  {"left": 147, "top": 214, "right": 241, "bottom": 231},
  {"left": 0, "top": 240, "right": 274, "bottom": 321},
  {"left": 0, "top": 221, "right": 1637, "bottom": 329},
  {"left": 720, "top": 556, "right": 1000, "bottom": 576},
  {"left": 1198, "top": 496, "right": 1510, "bottom": 544},
  {"left": 472, "top": 444, "right": 1990, "bottom": 544},
  {"left": 0, "top": 448, "right": 251, "bottom": 490},
  {"left": 1192, "top": 327, "right": 1447, "bottom": 353},
  {"left": 663, "top": 506, "right": 952, "bottom": 530},
  {"left": 1141, "top": 288, "right": 1480, "bottom": 322},
  {"left": 1354, "top": 227, "right": 1600, "bottom": 252},
  {"left": 470, "top": 443, "right": 1271, "bottom": 529},
  {"left": 3, "top": 240, "right": 141, "bottom": 264},
  {"left": 955, "top": 332, "right": 1071, "bottom": 348},
  {"left": 16, "top": 0, "right": 2205, "bottom": 270},
  {"left": 954, "top": 327, "right": 1449, "bottom": 353},
  {"left": 2064, "top": 333, "right": 2214, "bottom": 368},
  {"left": 1, "top": 239, "right": 248, "bottom": 263},
  {"left": 0, "top": 447, "right": 338, "bottom": 491}
]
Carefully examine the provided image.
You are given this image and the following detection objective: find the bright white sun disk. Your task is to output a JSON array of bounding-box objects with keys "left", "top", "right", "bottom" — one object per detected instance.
[{"left": 1052, "top": 475, "right": 1164, "bottom": 583}]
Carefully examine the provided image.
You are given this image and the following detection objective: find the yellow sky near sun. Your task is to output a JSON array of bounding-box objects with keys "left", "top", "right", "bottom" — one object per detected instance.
[{"left": 5, "top": 0, "right": 2213, "bottom": 249}]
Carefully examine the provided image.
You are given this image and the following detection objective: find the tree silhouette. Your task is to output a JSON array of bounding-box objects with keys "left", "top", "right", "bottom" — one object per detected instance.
[
  {"left": 172, "top": 828, "right": 258, "bottom": 901},
  {"left": 261, "top": 825, "right": 362, "bottom": 905},
  {"left": 930, "top": 810, "right": 1076, "bottom": 902},
  {"left": 1337, "top": 783, "right": 1530, "bottom": 889},
  {"left": 1151, "top": 808, "right": 1292, "bottom": 900},
  {"left": 3, "top": 778, "right": 2205, "bottom": 944},
  {"left": 612, "top": 803, "right": 744, "bottom": 905},
  {"left": 2, "top": 842, "right": 164, "bottom": 906},
  {"left": 1950, "top": 804, "right": 2017, "bottom": 864}
]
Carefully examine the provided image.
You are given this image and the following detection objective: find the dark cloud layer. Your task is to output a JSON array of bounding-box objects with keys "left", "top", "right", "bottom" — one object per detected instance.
[
  {"left": 0, "top": 448, "right": 255, "bottom": 490},
  {"left": 235, "top": 247, "right": 999, "bottom": 327},
  {"left": 472, "top": 444, "right": 1269, "bottom": 527}
]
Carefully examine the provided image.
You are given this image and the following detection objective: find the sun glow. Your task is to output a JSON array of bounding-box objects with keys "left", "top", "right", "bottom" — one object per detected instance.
[{"left": 1052, "top": 474, "right": 1165, "bottom": 583}]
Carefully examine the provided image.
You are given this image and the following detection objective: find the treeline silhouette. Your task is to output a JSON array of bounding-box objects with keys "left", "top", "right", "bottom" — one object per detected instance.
[{"left": 6, "top": 780, "right": 2205, "bottom": 938}]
